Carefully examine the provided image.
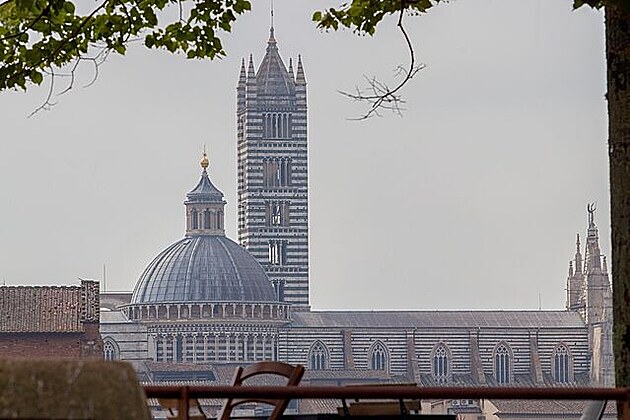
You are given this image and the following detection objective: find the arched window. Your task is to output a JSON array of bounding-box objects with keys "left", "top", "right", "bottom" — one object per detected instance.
[
  {"left": 272, "top": 113, "right": 278, "bottom": 138},
  {"left": 191, "top": 209, "right": 198, "bottom": 229},
  {"left": 494, "top": 343, "right": 512, "bottom": 385},
  {"left": 432, "top": 343, "right": 450, "bottom": 383},
  {"left": 309, "top": 341, "right": 328, "bottom": 370},
  {"left": 553, "top": 344, "right": 571, "bottom": 383},
  {"left": 216, "top": 211, "right": 223, "bottom": 230},
  {"left": 369, "top": 341, "right": 389, "bottom": 371},
  {"left": 263, "top": 113, "right": 269, "bottom": 137},
  {"left": 271, "top": 203, "right": 282, "bottom": 225},
  {"left": 103, "top": 338, "right": 119, "bottom": 361},
  {"left": 203, "top": 210, "right": 212, "bottom": 229}
]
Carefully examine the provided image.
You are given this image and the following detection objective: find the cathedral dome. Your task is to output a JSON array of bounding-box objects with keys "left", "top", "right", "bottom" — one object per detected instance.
[
  {"left": 129, "top": 153, "right": 277, "bottom": 305},
  {"left": 130, "top": 235, "right": 276, "bottom": 304}
]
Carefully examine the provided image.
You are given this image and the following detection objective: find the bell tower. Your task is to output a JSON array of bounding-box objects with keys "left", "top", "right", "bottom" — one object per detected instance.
[{"left": 236, "top": 25, "right": 309, "bottom": 309}]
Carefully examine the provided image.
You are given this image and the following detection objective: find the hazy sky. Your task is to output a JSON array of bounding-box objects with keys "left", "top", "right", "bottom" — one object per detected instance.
[{"left": 0, "top": 0, "right": 608, "bottom": 311}]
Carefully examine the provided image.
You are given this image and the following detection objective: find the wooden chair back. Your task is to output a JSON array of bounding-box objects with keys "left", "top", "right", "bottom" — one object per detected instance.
[
  {"left": 158, "top": 397, "right": 207, "bottom": 420},
  {"left": 218, "top": 361, "right": 305, "bottom": 420}
]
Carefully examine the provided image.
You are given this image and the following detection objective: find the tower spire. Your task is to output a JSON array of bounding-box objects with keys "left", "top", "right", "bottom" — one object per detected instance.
[
  {"left": 268, "top": 0, "right": 276, "bottom": 46},
  {"left": 575, "top": 233, "right": 583, "bottom": 273}
]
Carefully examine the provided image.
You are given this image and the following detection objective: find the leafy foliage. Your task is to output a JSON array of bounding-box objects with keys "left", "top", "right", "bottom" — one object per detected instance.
[
  {"left": 0, "top": 0, "right": 251, "bottom": 90},
  {"left": 0, "top": 0, "right": 620, "bottom": 94},
  {"left": 312, "top": 0, "right": 438, "bottom": 35}
]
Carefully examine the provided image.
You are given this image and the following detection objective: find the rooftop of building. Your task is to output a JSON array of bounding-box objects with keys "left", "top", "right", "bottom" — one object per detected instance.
[
  {"left": 290, "top": 310, "right": 586, "bottom": 329},
  {"left": 0, "top": 280, "right": 99, "bottom": 333}
]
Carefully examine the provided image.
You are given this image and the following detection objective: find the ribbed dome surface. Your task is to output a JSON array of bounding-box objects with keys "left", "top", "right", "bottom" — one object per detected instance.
[{"left": 131, "top": 236, "right": 276, "bottom": 304}]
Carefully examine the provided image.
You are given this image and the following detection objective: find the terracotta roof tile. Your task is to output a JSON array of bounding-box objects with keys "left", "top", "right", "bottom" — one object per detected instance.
[{"left": 0, "top": 281, "right": 98, "bottom": 333}]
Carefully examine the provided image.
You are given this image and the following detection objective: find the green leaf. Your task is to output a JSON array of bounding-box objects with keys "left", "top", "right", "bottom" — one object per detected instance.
[
  {"left": 30, "top": 70, "right": 42, "bottom": 84},
  {"left": 113, "top": 43, "right": 126, "bottom": 54}
]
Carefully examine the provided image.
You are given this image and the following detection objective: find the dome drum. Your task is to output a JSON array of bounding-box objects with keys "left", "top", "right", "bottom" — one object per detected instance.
[{"left": 122, "top": 301, "right": 291, "bottom": 323}]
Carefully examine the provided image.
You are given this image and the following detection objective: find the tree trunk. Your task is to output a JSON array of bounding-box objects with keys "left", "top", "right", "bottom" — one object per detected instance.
[{"left": 607, "top": 2, "right": 630, "bottom": 392}]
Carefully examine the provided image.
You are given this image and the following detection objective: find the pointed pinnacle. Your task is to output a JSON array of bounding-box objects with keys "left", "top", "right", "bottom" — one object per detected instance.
[
  {"left": 296, "top": 55, "right": 306, "bottom": 83},
  {"left": 247, "top": 54, "right": 255, "bottom": 78}
]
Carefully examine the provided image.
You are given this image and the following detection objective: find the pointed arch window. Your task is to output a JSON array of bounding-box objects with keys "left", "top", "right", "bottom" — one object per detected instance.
[
  {"left": 494, "top": 343, "right": 512, "bottom": 385},
  {"left": 309, "top": 341, "right": 329, "bottom": 370},
  {"left": 553, "top": 344, "right": 572, "bottom": 383},
  {"left": 369, "top": 341, "right": 389, "bottom": 371},
  {"left": 432, "top": 343, "right": 450, "bottom": 383},
  {"left": 103, "top": 338, "right": 119, "bottom": 361}
]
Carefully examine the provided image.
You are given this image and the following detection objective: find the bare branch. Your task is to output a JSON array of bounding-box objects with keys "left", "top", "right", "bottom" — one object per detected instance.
[
  {"left": 340, "top": 3, "right": 425, "bottom": 120},
  {"left": 57, "top": 56, "right": 81, "bottom": 95},
  {"left": 28, "top": 66, "right": 56, "bottom": 117}
]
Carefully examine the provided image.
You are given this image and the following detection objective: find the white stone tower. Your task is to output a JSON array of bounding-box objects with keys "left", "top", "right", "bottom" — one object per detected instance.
[{"left": 236, "top": 25, "right": 309, "bottom": 309}]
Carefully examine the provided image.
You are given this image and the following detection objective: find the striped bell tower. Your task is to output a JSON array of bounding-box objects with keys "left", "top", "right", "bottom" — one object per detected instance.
[{"left": 236, "top": 24, "right": 309, "bottom": 309}]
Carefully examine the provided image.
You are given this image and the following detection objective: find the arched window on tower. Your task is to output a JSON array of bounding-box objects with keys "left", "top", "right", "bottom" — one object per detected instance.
[
  {"left": 279, "top": 159, "right": 290, "bottom": 186},
  {"left": 271, "top": 203, "right": 282, "bottom": 225},
  {"left": 268, "top": 240, "right": 286, "bottom": 265},
  {"left": 553, "top": 344, "right": 572, "bottom": 383},
  {"left": 494, "top": 343, "right": 512, "bottom": 385},
  {"left": 309, "top": 341, "right": 329, "bottom": 370},
  {"left": 288, "top": 114, "right": 293, "bottom": 137},
  {"left": 272, "top": 113, "right": 278, "bottom": 138},
  {"left": 103, "top": 338, "right": 119, "bottom": 361},
  {"left": 263, "top": 113, "right": 268, "bottom": 138},
  {"left": 432, "top": 343, "right": 450, "bottom": 384},
  {"left": 369, "top": 341, "right": 389, "bottom": 371}
]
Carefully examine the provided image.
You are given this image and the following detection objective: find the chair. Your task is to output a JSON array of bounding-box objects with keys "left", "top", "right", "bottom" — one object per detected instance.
[
  {"left": 158, "top": 397, "right": 207, "bottom": 420},
  {"left": 0, "top": 359, "right": 151, "bottom": 419},
  {"left": 218, "top": 361, "right": 305, "bottom": 420}
]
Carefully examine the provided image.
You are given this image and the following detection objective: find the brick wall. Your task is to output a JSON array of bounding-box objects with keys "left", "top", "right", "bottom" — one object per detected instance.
[{"left": 0, "top": 333, "right": 84, "bottom": 358}]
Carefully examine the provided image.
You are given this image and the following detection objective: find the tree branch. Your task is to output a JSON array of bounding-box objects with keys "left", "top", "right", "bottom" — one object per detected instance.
[
  {"left": 339, "top": 4, "right": 424, "bottom": 120},
  {"left": 28, "top": 66, "right": 56, "bottom": 117}
]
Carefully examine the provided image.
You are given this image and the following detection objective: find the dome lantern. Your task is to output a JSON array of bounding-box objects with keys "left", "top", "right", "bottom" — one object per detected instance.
[{"left": 185, "top": 151, "right": 226, "bottom": 237}]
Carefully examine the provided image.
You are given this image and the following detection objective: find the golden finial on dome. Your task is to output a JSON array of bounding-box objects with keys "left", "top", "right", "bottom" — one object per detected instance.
[{"left": 200, "top": 145, "right": 209, "bottom": 170}]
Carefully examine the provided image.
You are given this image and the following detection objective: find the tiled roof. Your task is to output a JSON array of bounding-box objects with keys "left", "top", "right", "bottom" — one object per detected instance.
[
  {"left": 291, "top": 311, "right": 585, "bottom": 329},
  {"left": 298, "top": 398, "right": 340, "bottom": 414},
  {"left": 186, "top": 170, "right": 224, "bottom": 203},
  {"left": 490, "top": 399, "right": 617, "bottom": 417},
  {"left": 0, "top": 285, "right": 84, "bottom": 333},
  {"left": 418, "top": 372, "right": 591, "bottom": 388},
  {"left": 304, "top": 370, "right": 395, "bottom": 381}
]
